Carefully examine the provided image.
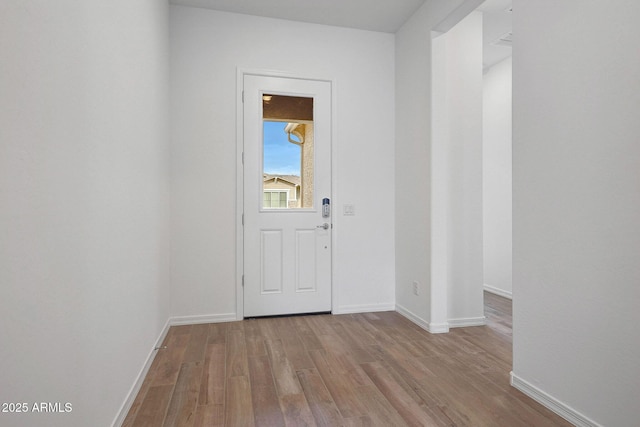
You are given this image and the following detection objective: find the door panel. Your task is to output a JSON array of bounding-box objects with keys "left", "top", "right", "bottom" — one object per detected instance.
[
  {"left": 295, "top": 229, "right": 317, "bottom": 292},
  {"left": 260, "top": 229, "right": 283, "bottom": 294},
  {"left": 243, "top": 75, "right": 332, "bottom": 317}
]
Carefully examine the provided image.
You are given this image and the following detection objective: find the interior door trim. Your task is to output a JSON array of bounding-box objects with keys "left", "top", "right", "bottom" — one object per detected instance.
[{"left": 235, "top": 68, "right": 337, "bottom": 320}]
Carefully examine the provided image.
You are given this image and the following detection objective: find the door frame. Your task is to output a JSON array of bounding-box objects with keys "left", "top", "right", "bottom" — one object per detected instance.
[{"left": 235, "top": 68, "right": 338, "bottom": 319}]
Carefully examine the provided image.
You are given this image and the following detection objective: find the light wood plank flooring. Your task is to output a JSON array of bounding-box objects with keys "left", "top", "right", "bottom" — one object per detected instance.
[{"left": 123, "top": 292, "right": 572, "bottom": 426}]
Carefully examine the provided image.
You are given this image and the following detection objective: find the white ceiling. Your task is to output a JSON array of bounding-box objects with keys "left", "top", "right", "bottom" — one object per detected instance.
[
  {"left": 170, "top": 0, "right": 426, "bottom": 33},
  {"left": 170, "top": 0, "right": 512, "bottom": 69},
  {"left": 477, "top": 0, "right": 513, "bottom": 70}
]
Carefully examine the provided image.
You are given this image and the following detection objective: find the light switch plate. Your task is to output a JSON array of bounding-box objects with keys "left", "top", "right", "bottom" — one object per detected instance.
[{"left": 343, "top": 204, "right": 355, "bottom": 216}]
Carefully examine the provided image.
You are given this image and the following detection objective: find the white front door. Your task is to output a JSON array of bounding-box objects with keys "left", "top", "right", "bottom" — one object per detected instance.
[{"left": 243, "top": 74, "right": 332, "bottom": 317}]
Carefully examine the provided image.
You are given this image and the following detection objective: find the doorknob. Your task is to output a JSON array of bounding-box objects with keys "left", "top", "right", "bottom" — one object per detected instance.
[{"left": 316, "top": 223, "right": 329, "bottom": 230}]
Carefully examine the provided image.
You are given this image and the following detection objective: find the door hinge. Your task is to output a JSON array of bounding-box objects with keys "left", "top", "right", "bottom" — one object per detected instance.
[
  {"left": 242, "top": 213, "right": 244, "bottom": 226},
  {"left": 242, "top": 91, "right": 244, "bottom": 103},
  {"left": 242, "top": 152, "right": 244, "bottom": 164},
  {"left": 242, "top": 275, "right": 244, "bottom": 287}
]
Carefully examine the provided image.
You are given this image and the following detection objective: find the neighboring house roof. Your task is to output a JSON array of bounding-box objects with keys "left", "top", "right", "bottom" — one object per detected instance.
[{"left": 263, "top": 174, "right": 301, "bottom": 186}]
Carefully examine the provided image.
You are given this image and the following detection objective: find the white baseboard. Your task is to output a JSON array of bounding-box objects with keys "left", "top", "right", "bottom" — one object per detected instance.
[
  {"left": 448, "top": 316, "right": 486, "bottom": 328},
  {"left": 111, "top": 319, "right": 171, "bottom": 427},
  {"left": 426, "top": 322, "right": 450, "bottom": 333},
  {"left": 333, "top": 302, "right": 395, "bottom": 315},
  {"left": 510, "top": 372, "right": 603, "bottom": 427},
  {"left": 395, "top": 303, "right": 485, "bottom": 331},
  {"left": 169, "top": 312, "right": 238, "bottom": 326},
  {"left": 395, "top": 303, "right": 450, "bottom": 334},
  {"left": 484, "top": 284, "right": 512, "bottom": 299}
]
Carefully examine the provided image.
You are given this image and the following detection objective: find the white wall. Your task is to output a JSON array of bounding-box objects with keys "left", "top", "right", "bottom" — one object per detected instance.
[
  {"left": 396, "top": 1, "right": 484, "bottom": 331},
  {"left": 483, "top": 56, "right": 512, "bottom": 298},
  {"left": 0, "top": 1, "right": 170, "bottom": 426},
  {"left": 394, "top": 0, "right": 438, "bottom": 330},
  {"left": 170, "top": 6, "right": 396, "bottom": 317},
  {"left": 433, "top": 11, "right": 485, "bottom": 326},
  {"left": 512, "top": 1, "right": 640, "bottom": 425}
]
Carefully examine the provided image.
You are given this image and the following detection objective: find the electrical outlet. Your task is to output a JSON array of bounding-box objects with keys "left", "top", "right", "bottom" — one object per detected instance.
[{"left": 412, "top": 281, "right": 419, "bottom": 296}]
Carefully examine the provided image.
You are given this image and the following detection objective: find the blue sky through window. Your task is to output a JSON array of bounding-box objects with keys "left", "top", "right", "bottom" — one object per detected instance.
[{"left": 263, "top": 121, "right": 301, "bottom": 176}]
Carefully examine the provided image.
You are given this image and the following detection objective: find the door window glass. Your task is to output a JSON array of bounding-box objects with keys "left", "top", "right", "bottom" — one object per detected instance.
[{"left": 262, "top": 94, "right": 314, "bottom": 209}]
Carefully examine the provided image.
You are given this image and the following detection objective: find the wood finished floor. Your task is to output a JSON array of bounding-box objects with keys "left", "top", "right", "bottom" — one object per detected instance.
[{"left": 122, "top": 292, "right": 573, "bottom": 426}]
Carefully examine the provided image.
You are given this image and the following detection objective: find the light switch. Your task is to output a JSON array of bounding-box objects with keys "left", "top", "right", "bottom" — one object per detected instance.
[{"left": 343, "top": 204, "right": 355, "bottom": 216}]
